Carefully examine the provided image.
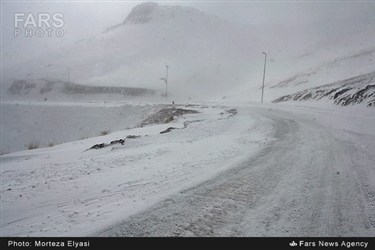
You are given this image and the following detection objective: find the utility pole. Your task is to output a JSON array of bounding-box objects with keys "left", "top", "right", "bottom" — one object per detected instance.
[
  {"left": 160, "top": 65, "right": 169, "bottom": 101},
  {"left": 165, "top": 65, "right": 169, "bottom": 101},
  {"left": 261, "top": 52, "right": 267, "bottom": 103}
]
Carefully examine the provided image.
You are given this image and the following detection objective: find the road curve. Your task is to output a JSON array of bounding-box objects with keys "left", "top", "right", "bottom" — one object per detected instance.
[{"left": 97, "top": 106, "right": 375, "bottom": 237}]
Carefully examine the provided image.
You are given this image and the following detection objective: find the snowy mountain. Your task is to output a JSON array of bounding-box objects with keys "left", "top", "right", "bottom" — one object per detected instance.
[
  {"left": 3, "top": 2, "right": 375, "bottom": 104},
  {"left": 272, "top": 71, "right": 375, "bottom": 107},
  {"left": 2, "top": 2, "right": 261, "bottom": 101}
]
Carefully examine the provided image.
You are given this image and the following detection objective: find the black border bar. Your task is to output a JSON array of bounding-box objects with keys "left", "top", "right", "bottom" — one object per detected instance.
[{"left": 1, "top": 237, "right": 374, "bottom": 250}]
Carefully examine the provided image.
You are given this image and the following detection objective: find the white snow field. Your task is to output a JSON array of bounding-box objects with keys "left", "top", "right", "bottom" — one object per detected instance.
[
  {"left": 1, "top": 102, "right": 374, "bottom": 236},
  {"left": 0, "top": 104, "right": 272, "bottom": 236}
]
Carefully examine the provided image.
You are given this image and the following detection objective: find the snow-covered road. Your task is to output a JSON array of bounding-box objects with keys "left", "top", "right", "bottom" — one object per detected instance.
[
  {"left": 1, "top": 103, "right": 374, "bottom": 237},
  {"left": 98, "top": 104, "right": 375, "bottom": 237}
]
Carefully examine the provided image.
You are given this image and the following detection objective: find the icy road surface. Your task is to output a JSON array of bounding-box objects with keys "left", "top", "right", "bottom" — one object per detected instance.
[
  {"left": 98, "top": 104, "right": 375, "bottom": 237},
  {"left": 1, "top": 103, "right": 374, "bottom": 236}
]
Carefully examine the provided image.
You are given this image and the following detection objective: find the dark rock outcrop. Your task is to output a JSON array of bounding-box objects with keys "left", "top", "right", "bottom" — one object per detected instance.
[
  {"left": 272, "top": 71, "right": 375, "bottom": 107},
  {"left": 140, "top": 108, "right": 199, "bottom": 127},
  {"left": 160, "top": 127, "right": 177, "bottom": 134},
  {"left": 86, "top": 135, "right": 140, "bottom": 151}
]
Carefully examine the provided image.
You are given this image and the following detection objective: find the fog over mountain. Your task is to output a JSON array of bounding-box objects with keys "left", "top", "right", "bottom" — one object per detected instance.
[{"left": 1, "top": 1, "right": 375, "bottom": 102}]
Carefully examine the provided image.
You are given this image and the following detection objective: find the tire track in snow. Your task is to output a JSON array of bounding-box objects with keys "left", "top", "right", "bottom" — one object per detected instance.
[{"left": 97, "top": 107, "right": 375, "bottom": 237}]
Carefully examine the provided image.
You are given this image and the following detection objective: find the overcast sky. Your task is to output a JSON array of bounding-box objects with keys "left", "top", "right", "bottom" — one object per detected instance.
[{"left": 2, "top": 0, "right": 375, "bottom": 65}]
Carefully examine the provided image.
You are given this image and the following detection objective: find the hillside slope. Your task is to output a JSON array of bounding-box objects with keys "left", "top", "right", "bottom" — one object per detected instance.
[
  {"left": 2, "top": 2, "right": 260, "bottom": 101},
  {"left": 2, "top": 2, "right": 374, "bottom": 103},
  {"left": 272, "top": 71, "right": 375, "bottom": 107},
  {"left": 221, "top": 47, "right": 375, "bottom": 104}
]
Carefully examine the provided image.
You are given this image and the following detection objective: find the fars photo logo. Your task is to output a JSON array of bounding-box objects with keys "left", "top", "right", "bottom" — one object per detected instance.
[{"left": 14, "top": 12, "right": 64, "bottom": 38}]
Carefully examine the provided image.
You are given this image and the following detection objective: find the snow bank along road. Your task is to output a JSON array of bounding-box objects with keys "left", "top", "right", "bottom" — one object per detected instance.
[
  {"left": 98, "top": 104, "right": 375, "bottom": 237},
  {"left": 1, "top": 104, "right": 270, "bottom": 236},
  {"left": 1, "top": 103, "right": 374, "bottom": 236}
]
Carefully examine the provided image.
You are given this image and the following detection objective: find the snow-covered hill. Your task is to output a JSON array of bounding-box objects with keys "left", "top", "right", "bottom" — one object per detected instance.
[
  {"left": 266, "top": 48, "right": 375, "bottom": 99},
  {"left": 272, "top": 71, "right": 375, "bottom": 107},
  {"left": 2, "top": 2, "right": 261, "bottom": 101},
  {"left": 2, "top": 2, "right": 375, "bottom": 104},
  {"left": 222, "top": 46, "right": 375, "bottom": 103}
]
